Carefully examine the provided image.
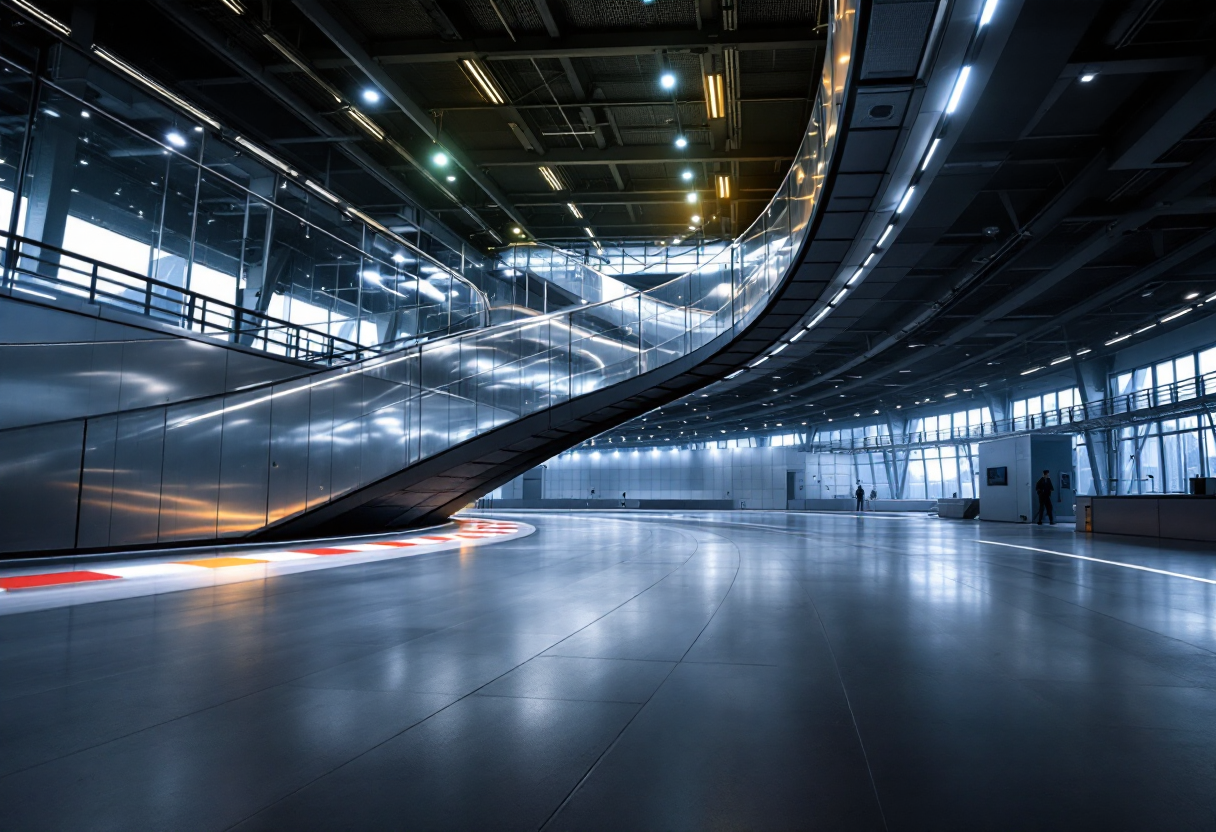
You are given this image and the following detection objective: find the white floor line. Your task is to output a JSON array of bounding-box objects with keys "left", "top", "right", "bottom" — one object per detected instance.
[{"left": 978, "top": 540, "right": 1216, "bottom": 585}]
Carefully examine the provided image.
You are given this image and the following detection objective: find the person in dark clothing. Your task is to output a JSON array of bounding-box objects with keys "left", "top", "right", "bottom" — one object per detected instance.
[
  {"left": 1035, "top": 470, "right": 1055, "bottom": 525},
  {"left": 855, "top": 483, "right": 865, "bottom": 511}
]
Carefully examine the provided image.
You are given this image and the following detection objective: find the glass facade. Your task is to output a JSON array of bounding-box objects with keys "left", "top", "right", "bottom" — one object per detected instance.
[{"left": 0, "top": 46, "right": 506, "bottom": 356}]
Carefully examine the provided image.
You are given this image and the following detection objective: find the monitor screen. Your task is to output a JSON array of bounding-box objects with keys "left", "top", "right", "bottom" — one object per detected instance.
[{"left": 987, "top": 466, "right": 1008, "bottom": 486}]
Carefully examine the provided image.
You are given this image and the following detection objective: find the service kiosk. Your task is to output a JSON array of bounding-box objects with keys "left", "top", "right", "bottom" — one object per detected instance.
[{"left": 976, "top": 435, "right": 1075, "bottom": 523}]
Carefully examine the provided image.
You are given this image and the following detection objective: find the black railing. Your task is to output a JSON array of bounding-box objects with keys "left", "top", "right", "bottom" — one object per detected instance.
[
  {"left": 0, "top": 233, "right": 369, "bottom": 365},
  {"left": 806, "top": 370, "right": 1216, "bottom": 452}
]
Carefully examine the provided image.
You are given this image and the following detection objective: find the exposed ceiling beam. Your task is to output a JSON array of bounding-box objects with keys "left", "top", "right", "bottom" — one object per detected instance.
[
  {"left": 472, "top": 145, "right": 796, "bottom": 166},
  {"left": 301, "top": 30, "right": 825, "bottom": 65},
  {"left": 515, "top": 188, "right": 775, "bottom": 205},
  {"left": 293, "top": 0, "right": 531, "bottom": 234}
]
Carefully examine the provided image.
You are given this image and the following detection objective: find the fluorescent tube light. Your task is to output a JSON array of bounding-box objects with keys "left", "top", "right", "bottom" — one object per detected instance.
[
  {"left": 1160, "top": 307, "right": 1192, "bottom": 323},
  {"left": 11, "top": 0, "right": 70, "bottom": 35},
  {"left": 234, "top": 136, "right": 297, "bottom": 176},
  {"left": 876, "top": 224, "right": 895, "bottom": 247},
  {"left": 567, "top": 203, "right": 583, "bottom": 219},
  {"left": 462, "top": 59, "right": 505, "bottom": 105},
  {"left": 979, "top": 0, "right": 998, "bottom": 26},
  {"left": 921, "top": 138, "right": 941, "bottom": 171},
  {"left": 346, "top": 107, "right": 385, "bottom": 140},
  {"left": 704, "top": 73, "right": 726, "bottom": 119},
  {"left": 304, "top": 180, "right": 340, "bottom": 203},
  {"left": 1104, "top": 333, "right": 1132, "bottom": 346},
  {"left": 538, "top": 166, "right": 563, "bottom": 191},
  {"left": 896, "top": 185, "right": 915, "bottom": 213},
  {"left": 93, "top": 47, "right": 220, "bottom": 129},
  {"left": 946, "top": 66, "right": 972, "bottom": 114}
]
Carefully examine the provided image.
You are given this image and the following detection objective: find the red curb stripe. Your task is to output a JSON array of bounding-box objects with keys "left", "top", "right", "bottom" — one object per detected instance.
[{"left": 0, "top": 571, "right": 122, "bottom": 590}]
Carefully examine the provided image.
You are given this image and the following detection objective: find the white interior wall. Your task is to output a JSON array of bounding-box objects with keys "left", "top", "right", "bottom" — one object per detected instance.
[{"left": 491, "top": 447, "right": 878, "bottom": 509}]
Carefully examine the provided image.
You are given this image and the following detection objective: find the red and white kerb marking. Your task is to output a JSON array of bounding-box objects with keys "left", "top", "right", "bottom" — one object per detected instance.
[{"left": 0, "top": 520, "right": 525, "bottom": 595}]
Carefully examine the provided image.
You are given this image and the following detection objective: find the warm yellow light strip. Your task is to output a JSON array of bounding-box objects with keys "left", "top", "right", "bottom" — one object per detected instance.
[
  {"left": 462, "top": 59, "right": 505, "bottom": 105},
  {"left": 218, "top": 0, "right": 245, "bottom": 14},
  {"left": 567, "top": 202, "right": 583, "bottom": 219},
  {"left": 715, "top": 174, "right": 731, "bottom": 199},
  {"left": 704, "top": 73, "right": 725, "bottom": 119},
  {"left": 538, "top": 166, "right": 563, "bottom": 191}
]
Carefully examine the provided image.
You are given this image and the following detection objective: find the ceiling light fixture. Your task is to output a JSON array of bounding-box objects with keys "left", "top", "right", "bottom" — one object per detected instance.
[
  {"left": 538, "top": 165, "right": 562, "bottom": 190},
  {"left": 675, "top": 136, "right": 688, "bottom": 149},
  {"left": 304, "top": 180, "right": 340, "bottom": 203},
  {"left": 690, "top": 214, "right": 701, "bottom": 224},
  {"left": 567, "top": 203, "right": 583, "bottom": 219},
  {"left": 978, "top": 0, "right": 998, "bottom": 26},
  {"left": 262, "top": 33, "right": 343, "bottom": 104},
  {"left": 876, "top": 224, "right": 895, "bottom": 247},
  {"left": 361, "top": 88, "right": 381, "bottom": 104},
  {"left": 681, "top": 170, "right": 693, "bottom": 181},
  {"left": 1104, "top": 333, "right": 1132, "bottom": 346},
  {"left": 896, "top": 185, "right": 916, "bottom": 213},
  {"left": 462, "top": 59, "right": 506, "bottom": 105},
  {"left": 93, "top": 47, "right": 220, "bottom": 129},
  {"left": 715, "top": 174, "right": 731, "bottom": 199},
  {"left": 1079, "top": 73, "right": 1096, "bottom": 83},
  {"left": 432, "top": 151, "right": 450, "bottom": 167},
  {"left": 11, "top": 0, "right": 71, "bottom": 36},
  {"left": 583, "top": 227, "right": 595, "bottom": 238},
  {"left": 704, "top": 73, "right": 725, "bottom": 119},
  {"left": 234, "top": 136, "right": 297, "bottom": 176},
  {"left": 921, "top": 137, "right": 941, "bottom": 170},
  {"left": 445, "top": 174, "right": 456, "bottom": 182},
  {"left": 1161, "top": 307, "right": 1192, "bottom": 323},
  {"left": 165, "top": 131, "right": 186, "bottom": 148},
  {"left": 346, "top": 107, "right": 385, "bottom": 140},
  {"left": 686, "top": 192, "right": 698, "bottom": 203},
  {"left": 945, "top": 65, "right": 972, "bottom": 114},
  {"left": 660, "top": 72, "right": 676, "bottom": 90}
]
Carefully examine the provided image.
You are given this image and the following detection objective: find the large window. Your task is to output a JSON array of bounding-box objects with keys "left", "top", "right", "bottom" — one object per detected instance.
[
  {"left": 1101, "top": 344, "right": 1216, "bottom": 493},
  {"left": 1011, "top": 388, "right": 1078, "bottom": 429}
]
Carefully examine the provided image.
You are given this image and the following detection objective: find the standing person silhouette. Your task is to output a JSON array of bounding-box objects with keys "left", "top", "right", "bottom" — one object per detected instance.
[
  {"left": 1035, "top": 470, "right": 1055, "bottom": 525},
  {"left": 855, "top": 482, "right": 865, "bottom": 512}
]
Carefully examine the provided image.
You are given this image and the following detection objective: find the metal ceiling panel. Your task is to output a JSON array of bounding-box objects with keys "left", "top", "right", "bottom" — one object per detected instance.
[{"left": 861, "top": 0, "right": 937, "bottom": 80}]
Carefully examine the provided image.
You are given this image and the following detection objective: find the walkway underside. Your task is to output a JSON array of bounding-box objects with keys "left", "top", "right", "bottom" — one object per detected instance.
[{"left": 2, "top": 511, "right": 1212, "bottom": 829}]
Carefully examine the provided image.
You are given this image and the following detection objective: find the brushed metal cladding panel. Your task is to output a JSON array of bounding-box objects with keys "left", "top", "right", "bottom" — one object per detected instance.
[
  {"left": 109, "top": 409, "right": 166, "bottom": 547},
  {"left": 327, "top": 374, "right": 365, "bottom": 501},
  {"left": 217, "top": 394, "right": 272, "bottom": 537},
  {"left": 306, "top": 382, "right": 335, "bottom": 510},
  {"left": 359, "top": 400, "right": 407, "bottom": 487},
  {"left": 266, "top": 382, "right": 312, "bottom": 525},
  {"left": 77, "top": 414, "right": 118, "bottom": 549},
  {"left": 330, "top": 413, "right": 364, "bottom": 502},
  {"left": 0, "top": 421, "right": 85, "bottom": 553},
  {"left": 159, "top": 401, "right": 223, "bottom": 542},
  {"left": 222, "top": 349, "right": 305, "bottom": 392},
  {"left": 838, "top": 129, "right": 899, "bottom": 173},
  {"left": 0, "top": 296, "right": 99, "bottom": 343},
  {"left": 0, "top": 344, "right": 101, "bottom": 429},
  {"left": 118, "top": 339, "right": 227, "bottom": 411}
]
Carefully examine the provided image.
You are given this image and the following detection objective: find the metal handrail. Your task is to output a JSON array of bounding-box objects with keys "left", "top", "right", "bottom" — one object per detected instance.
[
  {"left": 803, "top": 370, "right": 1216, "bottom": 452},
  {"left": 0, "top": 232, "right": 371, "bottom": 364}
]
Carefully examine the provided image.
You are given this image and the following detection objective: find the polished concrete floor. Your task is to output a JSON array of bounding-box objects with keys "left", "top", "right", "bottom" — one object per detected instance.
[{"left": 3, "top": 511, "right": 1216, "bottom": 830}]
